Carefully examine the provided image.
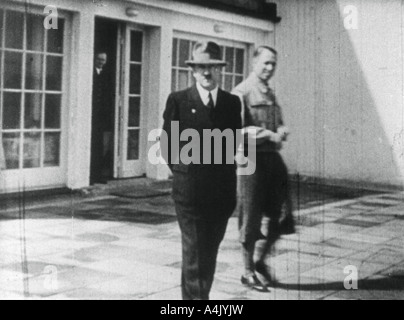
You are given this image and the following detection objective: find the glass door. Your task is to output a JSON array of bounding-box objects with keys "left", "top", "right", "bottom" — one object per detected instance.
[{"left": 115, "top": 26, "right": 145, "bottom": 178}]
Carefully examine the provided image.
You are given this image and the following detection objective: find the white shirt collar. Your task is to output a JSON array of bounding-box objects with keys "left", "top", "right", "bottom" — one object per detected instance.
[
  {"left": 96, "top": 68, "right": 103, "bottom": 75},
  {"left": 196, "top": 82, "right": 219, "bottom": 107}
]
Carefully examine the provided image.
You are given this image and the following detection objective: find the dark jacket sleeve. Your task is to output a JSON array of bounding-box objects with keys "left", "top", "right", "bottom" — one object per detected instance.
[
  {"left": 161, "top": 93, "right": 178, "bottom": 170},
  {"left": 234, "top": 96, "right": 242, "bottom": 131},
  {"left": 232, "top": 95, "right": 243, "bottom": 155}
]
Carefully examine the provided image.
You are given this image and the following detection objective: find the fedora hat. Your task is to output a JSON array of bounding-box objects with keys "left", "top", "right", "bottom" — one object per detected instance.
[{"left": 185, "top": 41, "right": 227, "bottom": 67}]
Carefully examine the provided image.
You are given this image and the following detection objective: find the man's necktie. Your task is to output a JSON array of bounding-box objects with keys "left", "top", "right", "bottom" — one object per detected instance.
[{"left": 207, "top": 92, "right": 215, "bottom": 121}]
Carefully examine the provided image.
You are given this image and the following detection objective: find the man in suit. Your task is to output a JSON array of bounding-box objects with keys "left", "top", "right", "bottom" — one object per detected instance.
[
  {"left": 161, "top": 41, "right": 242, "bottom": 300},
  {"left": 91, "top": 52, "right": 114, "bottom": 185},
  {"left": 232, "top": 46, "right": 291, "bottom": 291}
]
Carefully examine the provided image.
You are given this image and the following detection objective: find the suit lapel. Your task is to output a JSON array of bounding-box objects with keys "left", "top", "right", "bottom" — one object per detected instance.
[
  {"left": 214, "top": 88, "right": 228, "bottom": 122},
  {"left": 215, "top": 88, "right": 225, "bottom": 110},
  {"left": 188, "top": 85, "right": 214, "bottom": 122}
]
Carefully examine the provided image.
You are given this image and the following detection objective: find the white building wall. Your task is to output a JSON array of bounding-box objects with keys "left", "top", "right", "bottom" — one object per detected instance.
[{"left": 273, "top": 0, "right": 404, "bottom": 189}]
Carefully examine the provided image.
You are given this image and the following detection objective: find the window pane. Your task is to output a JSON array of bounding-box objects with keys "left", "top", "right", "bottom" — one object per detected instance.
[
  {"left": 25, "top": 53, "right": 43, "bottom": 90},
  {"left": 0, "top": 51, "right": 2, "bottom": 88},
  {"left": 25, "top": 93, "right": 42, "bottom": 129},
  {"left": 178, "top": 70, "right": 189, "bottom": 91},
  {"left": 172, "top": 38, "right": 178, "bottom": 66},
  {"left": 130, "top": 31, "right": 143, "bottom": 62},
  {"left": 27, "top": 14, "right": 45, "bottom": 52},
  {"left": 23, "top": 132, "right": 41, "bottom": 168},
  {"left": 235, "top": 76, "right": 244, "bottom": 87},
  {"left": 224, "top": 75, "right": 233, "bottom": 92},
  {"left": 179, "top": 39, "right": 190, "bottom": 68},
  {"left": 4, "top": 51, "right": 23, "bottom": 89},
  {"left": 128, "top": 97, "right": 141, "bottom": 127},
  {"left": 46, "top": 56, "right": 63, "bottom": 91},
  {"left": 129, "top": 64, "right": 141, "bottom": 94},
  {"left": 45, "top": 94, "right": 61, "bottom": 129},
  {"left": 5, "top": 11, "right": 24, "bottom": 49},
  {"left": 47, "top": 19, "right": 64, "bottom": 53},
  {"left": 2, "top": 133, "right": 20, "bottom": 169},
  {"left": 127, "top": 129, "right": 139, "bottom": 160},
  {"left": 218, "top": 76, "right": 223, "bottom": 89},
  {"left": 220, "top": 46, "right": 224, "bottom": 57},
  {"left": 190, "top": 72, "right": 195, "bottom": 87},
  {"left": 44, "top": 132, "right": 60, "bottom": 167},
  {"left": 0, "top": 10, "right": 4, "bottom": 48},
  {"left": 171, "top": 69, "right": 177, "bottom": 92},
  {"left": 225, "top": 47, "right": 235, "bottom": 73},
  {"left": 235, "top": 49, "right": 245, "bottom": 74},
  {"left": 3, "top": 93, "right": 21, "bottom": 129}
]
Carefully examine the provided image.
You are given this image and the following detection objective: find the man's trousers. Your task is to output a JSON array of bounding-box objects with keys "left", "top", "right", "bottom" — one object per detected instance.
[
  {"left": 175, "top": 201, "right": 236, "bottom": 300},
  {"left": 238, "top": 152, "right": 289, "bottom": 245}
]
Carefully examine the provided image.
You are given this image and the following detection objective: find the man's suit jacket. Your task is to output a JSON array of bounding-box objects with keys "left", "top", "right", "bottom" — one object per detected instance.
[
  {"left": 162, "top": 85, "right": 242, "bottom": 208},
  {"left": 93, "top": 69, "right": 114, "bottom": 132}
]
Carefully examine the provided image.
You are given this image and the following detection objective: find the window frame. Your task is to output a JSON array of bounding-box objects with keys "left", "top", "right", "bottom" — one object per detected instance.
[
  {"left": 171, "top": 32, "right": 249, "bottom": 92},
  {"left": 0, "top": 6, "right": 69, "bottom": 171}
]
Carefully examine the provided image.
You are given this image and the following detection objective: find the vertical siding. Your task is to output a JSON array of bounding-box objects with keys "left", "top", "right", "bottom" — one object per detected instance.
[
  {"left": 274, "top": 0, "right": 317, "bottom": 177},
  {"left": 402, "top": 0, "right": 404, "bottom": 178},
  {"left": 355, "top": 0, "right": 403, "bottom": 184},
  {"left": 274, "top": 0, "right": 404, "bottom": 188}
]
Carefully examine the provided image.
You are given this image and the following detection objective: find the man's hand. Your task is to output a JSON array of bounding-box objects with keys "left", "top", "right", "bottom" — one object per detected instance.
[
  {"left": 277, "top": 126, "right": 290, "bottom": 141},
  {"left": 269, "top": 132, "right": 283, "bottom": 144},
  {"left": 268, "top": 132, "right": 284, "bottom": 150}
]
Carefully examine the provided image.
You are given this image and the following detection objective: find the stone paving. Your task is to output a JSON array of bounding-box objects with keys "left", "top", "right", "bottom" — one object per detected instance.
[{"left": 0, "top": 181, "right": 403, "bottom": 300}]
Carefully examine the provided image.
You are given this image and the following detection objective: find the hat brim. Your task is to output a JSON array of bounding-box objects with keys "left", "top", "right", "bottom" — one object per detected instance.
[{"left": 186, "top": 60, "right": 227, "bottom": 67}]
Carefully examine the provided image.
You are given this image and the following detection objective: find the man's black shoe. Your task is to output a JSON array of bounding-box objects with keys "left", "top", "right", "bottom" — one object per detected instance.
[
  {"left": 279, "top": 214, "right": 296, "bottom": 235},
  {"left": 241, "top": 275, "right": 269, "bottom": 292},
  {"left": 255, "top": 261, "right": 276, "bottom": 286}
]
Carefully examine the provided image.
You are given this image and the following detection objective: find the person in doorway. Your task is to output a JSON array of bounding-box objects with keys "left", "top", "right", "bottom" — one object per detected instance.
[
  {"left": 232, "top": 46, "right": 292, "bottom": 291},
  {"left": 161, "top": 41, "right": 242, "bottom": 300},
  {"left": 91, "top": 52, "right": 114, "bottom": 185}
]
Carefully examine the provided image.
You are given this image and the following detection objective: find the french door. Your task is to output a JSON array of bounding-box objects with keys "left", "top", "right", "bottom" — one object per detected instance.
[{"left": 114, "top": 25, "right": 146, "bottom": 178}]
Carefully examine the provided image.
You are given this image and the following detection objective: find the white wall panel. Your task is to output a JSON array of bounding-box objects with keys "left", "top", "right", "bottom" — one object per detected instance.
[{"left": 274, "top": 0, "right": 404, "bottom": 189}]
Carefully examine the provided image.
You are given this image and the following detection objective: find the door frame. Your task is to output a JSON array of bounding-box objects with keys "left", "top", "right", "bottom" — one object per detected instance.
[{"left": 114, "top": 23, "right": 148, "bottom": 179}]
